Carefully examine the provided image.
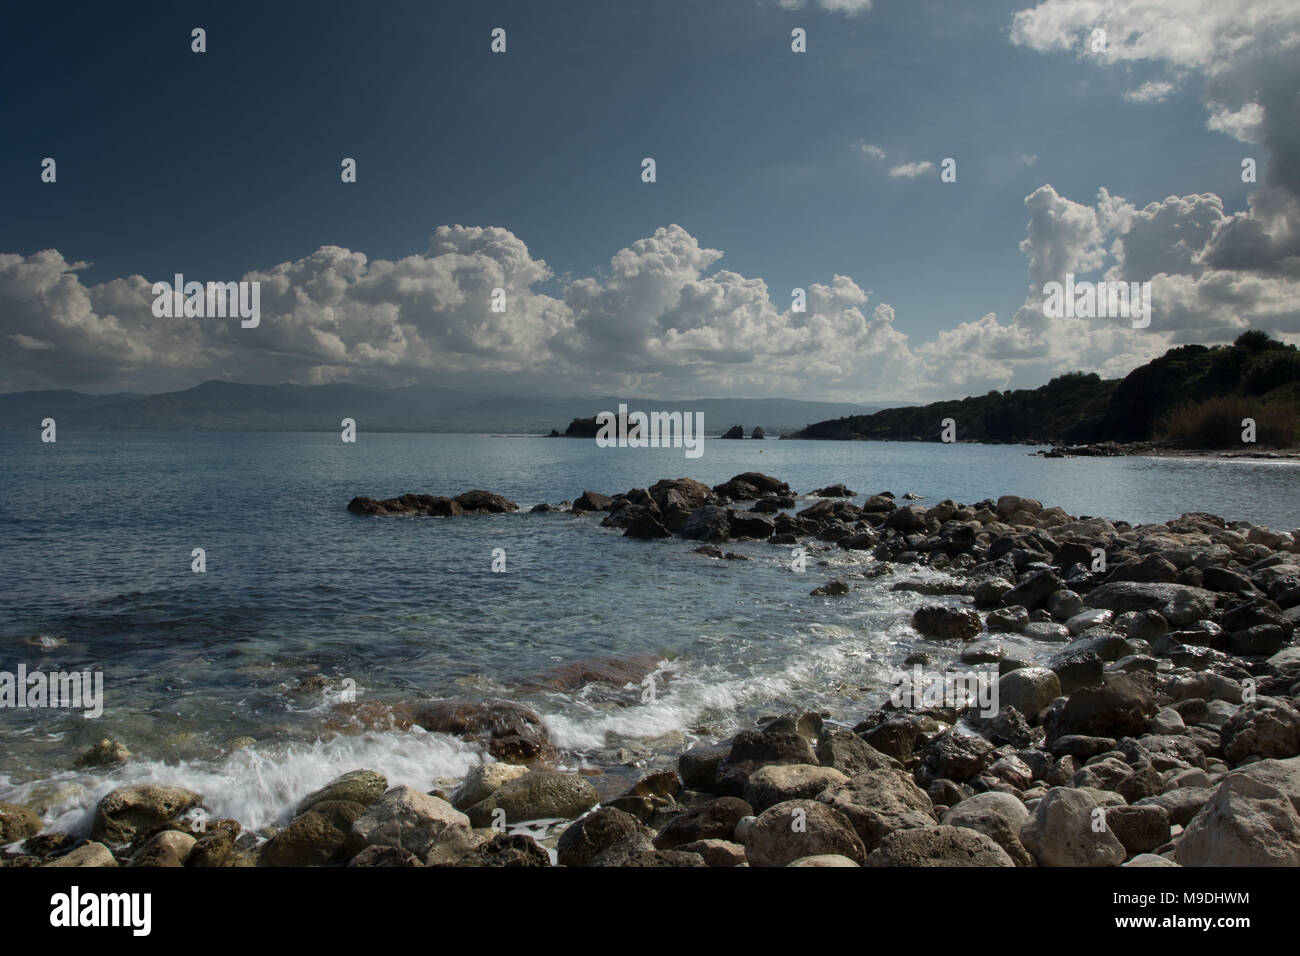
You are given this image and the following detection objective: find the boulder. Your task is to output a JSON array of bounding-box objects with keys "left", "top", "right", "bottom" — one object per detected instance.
[
  {"left": 743, "top": 800, "right": 866, "bottom": 867},
  {"left": 1004, "top": 570, "right": 1065, "bottom": 611},
  {"left": 1104, "top": 804, "right": 1171, "bottom": 856},
  {"left": 997, "top": 667, "right": 1061, "bottom": 722},
  {"left": 860, "top": 718, "right": 920, "bottom": 762},
  {"left": 917, "top": 730, "right": 996, "bottom": 784},
  {"left": 811, "top": 484, "right": 856, "bottom": 498},
  {"left": 296, "top": 770, "right": 388, "bottom": 816},
  {"left": 624, "top": 513, "right": 671, "bottom": 539},
  {"left": 601, "top": 769, "right": 682, "bottom": 821},
  {"left": 1022, "top": 621, "right": 1071, "bottom": 642},
  {"left": 74, "top": 738, "right": 131, "bottom": 769},
  {"left": 1047, "top": 648, "right": 1105, "bottom": 693},
  {"left": 348, "top": 494, "right": 462, "bottom": 517},
  {"left": 590, "top": 837, "right": 705, "bottom": 867},
  {"left": 975, "top": 580, "right": 1016, "bottom": 610},
  {"left": 451, "top": 490, "right": 519, "bottom": 514},
  {"left": 1135, "top": 788, "right": 1213, "bottom": 827},
  {"left": 884, "top": 505, "right": 928, "bottom": 532},
  {"left": 653, "top": 797, "right": 753, "bottom": 848},
  {"left": 1220, "top": 697, "right": 1300, "bottom": 764},
  {"left": 815, "top": 728, "right": 898, "bottom": 776},
  {"left": 788, "top": 853, "right": 859, "bottom": 866},
  {"left": 458, "top": 833, "right": 551, "bottom": 867},
  {"left": 465, "top": 770, "right": 599, "bottom": 826},
  {"left": 912, "top": 606, "right": 982, "bottom": 641},
  {"left": 1065, "top": 609, "right": 1114, "bottom": 635},
  {"left": 261, "top": 802, "right": 364, "bottom": 867},
  {"left": 1045, "top": 674, "right": 1157, "bottom": 742},
  {"left": 941, "top": 791, "right": 1033, "bottom": 866},
  {"left": 184, "top": 819, "right": 241, "bottom": 868},
  {"left": 557, "top": 807, "right": 652, "bottom": 867},
  {"left": 728, "top": 511, "right": 776, "bottom": 540},
  {"left": 678, "top": 505, "right": 732, "bottom": 543},
  {"left": 1232, "top": 755, "right": 1300, "bottom": 812},
  {"left": 678, "top": 740, "right": 730, "bottom": 791},
  {"left": 348, "top": 786, "right": 477, "bottom": 863},
  {"left": 743, "top": 765, "right": 849, "bottom": 813},
  {"left": 572, "top": 491, "right": 614, "bottom": 513},
  {"left": 986, "top": 607, "right": 1029, "bottom": 634},
  {"left": 129, "top": 830, "right": 196, "bottom": 867},
  {"left": 713, "top": 472, "right": 791, "bottom": 499},
  {"left": 1084, "top": 582, "right": 1217, "bottom": 616},
  {"left": 1020, "top": 787, "right": 1126, "bottom": 866},
  {"left": 346, "top": 845, "right": 424, "bottom": 867},
  {"left": 996, "top": 495, "right": 1043, "bottom": 519},
  {"left": 715, "top": 729, "right": 819, "bottom": 796},
  {"left": 90, "top": 785, "right": 203, "bottom": 846},
  {"left": 1123, "top": 853, "right": 1180, "bottom": 867},
  {"left": 42, "top": 842, "right": 118, "bottom": 867},
  {"left": 1175, "top": 775, "right": 1300, "bottom": 866},
  {"left": 816, "top": 769, "right": 938, "bottom": 850},
  {"left": 412, "top": 699, "right": 553, "bottom": 763},
  {"left": 864, "top": 825, "right": 1015, "bottom": 867},
  {"left": 450, "top": 763, "right": 530, "bottom": 812},
  {"left": 0, "top": 802, "right": 42, "bottom": 844},
  {"left": 675, "top": 839, "right": 747, "bottom": 867}
]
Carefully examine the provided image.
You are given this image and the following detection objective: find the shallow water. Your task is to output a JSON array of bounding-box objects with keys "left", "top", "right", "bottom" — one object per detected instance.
[{"left": 1, "top": 431, "right": 1296, "bottom": 832}]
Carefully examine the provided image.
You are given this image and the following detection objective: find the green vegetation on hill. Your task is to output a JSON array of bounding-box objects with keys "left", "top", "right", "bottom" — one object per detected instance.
[
  {"left": 790, "top": 332, "right": 1300, "bottom": 447},
  {"left": 1103, "top": 331, "right": 1300, "bottom": 442}
]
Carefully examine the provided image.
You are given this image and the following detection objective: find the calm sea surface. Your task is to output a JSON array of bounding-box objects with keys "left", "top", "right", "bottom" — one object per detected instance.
[{"left": 2, "top": 432, "right": 1297, "bottom": 831}]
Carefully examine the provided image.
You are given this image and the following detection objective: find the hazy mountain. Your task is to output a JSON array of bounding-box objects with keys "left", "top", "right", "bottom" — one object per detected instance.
[{"left": 0, "top": 381, "right": 907, "bottom": 434}]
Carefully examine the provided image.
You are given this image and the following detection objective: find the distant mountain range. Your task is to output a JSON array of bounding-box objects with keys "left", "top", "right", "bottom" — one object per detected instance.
[{"left": 0, "top": 380, "right": 906, "bottom": 435}]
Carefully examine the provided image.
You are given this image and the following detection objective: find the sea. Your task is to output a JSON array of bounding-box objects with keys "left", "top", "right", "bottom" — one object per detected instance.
[{"left": 1, "top": 431, "right": 1296, "bottom": 834}]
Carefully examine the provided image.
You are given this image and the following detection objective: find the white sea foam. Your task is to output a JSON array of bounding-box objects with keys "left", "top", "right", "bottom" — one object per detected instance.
[{"left": 3, "top": 728, "right": 484, "bottom": 835}]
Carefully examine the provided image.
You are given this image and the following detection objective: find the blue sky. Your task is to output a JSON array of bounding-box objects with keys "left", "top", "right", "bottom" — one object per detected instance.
[{"left": 1, "top": 0, "right": 1296, "bottom": 399}]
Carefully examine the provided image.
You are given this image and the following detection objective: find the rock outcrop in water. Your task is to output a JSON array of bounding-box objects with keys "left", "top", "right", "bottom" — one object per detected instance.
[{"left": 347, "top": 490, "right": 519, "bottom": 516}]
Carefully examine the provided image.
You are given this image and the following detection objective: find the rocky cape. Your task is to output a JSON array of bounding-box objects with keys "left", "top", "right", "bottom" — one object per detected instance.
[
  {"left": 4, "top": 472, "right": 1300, "bottom": 868},
  {"left": 786, "top": 333, "right": 1300, "bottom": 450}
]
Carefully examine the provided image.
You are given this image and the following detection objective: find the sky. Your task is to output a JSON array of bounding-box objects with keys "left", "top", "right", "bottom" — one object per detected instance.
[{"left": 1, "top": 0, "right": 1297, "bottom": 401}]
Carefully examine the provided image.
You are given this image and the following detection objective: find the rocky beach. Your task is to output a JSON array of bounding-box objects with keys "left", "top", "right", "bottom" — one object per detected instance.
[{"left": 3, "top": 471, "right": 1298, "bottom": 868}]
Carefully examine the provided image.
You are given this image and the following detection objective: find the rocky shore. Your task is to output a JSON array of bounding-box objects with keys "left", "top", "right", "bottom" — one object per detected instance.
[
  {"left": 1036, "top": 440, "right": 1300, "bottom": 460},
  {"left": 4, "top": 472, "right": 1299, "bottom": 867}
]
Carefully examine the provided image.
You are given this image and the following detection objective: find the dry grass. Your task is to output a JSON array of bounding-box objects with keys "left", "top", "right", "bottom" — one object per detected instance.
[{"left": 1156, "top": 395, "right": 1300, "bottom": 449}]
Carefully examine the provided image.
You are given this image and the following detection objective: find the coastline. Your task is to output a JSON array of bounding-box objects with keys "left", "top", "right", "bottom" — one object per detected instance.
[{"left": 3, "top": 471, "right": 1299, "bottom": 868}]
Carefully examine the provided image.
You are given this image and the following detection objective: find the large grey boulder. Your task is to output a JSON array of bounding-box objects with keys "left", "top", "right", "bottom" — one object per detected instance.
[
  {"left": 349, "top": 786, "right": 478, "bottom": 863},
  {"left": 464, "top": 770, "right": 598, "bottom": 826},
  {"left": 1020, "top": 787, "right": 1126, "bottom": 867},
  {"left": 1175, "top": 775, "right": 1300, "bottom": 866},
  {"left": 864, "top": 825, "right": 1015, "bottom": 867},
  {"left": 743, "top": 799, "right": 866, "bottom": 867},
  {"left": 941, "top": 791, "right": 1033, "bottom": 866}
]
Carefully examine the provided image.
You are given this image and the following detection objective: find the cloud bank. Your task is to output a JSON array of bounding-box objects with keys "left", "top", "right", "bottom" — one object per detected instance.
[{"left": 3, "top": 1, "right": 1296, "bottom": 402}]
